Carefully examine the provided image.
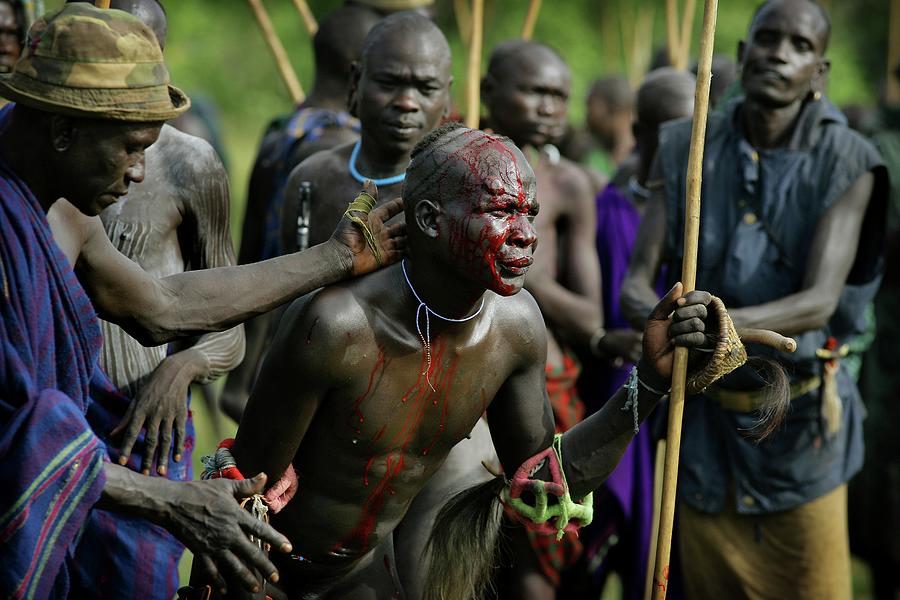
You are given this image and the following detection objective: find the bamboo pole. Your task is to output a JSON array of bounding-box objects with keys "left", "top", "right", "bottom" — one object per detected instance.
[
  {"left": 643, "top": 439, "right": 667, "bottom": 600},
  {"left": 291, "top": 0, "right": 318, "bottom": 36},
  {"left": 454, "top": 0, "right": 473, "bottom": 46},
  {"left": 94, "top": 0, "right": 110, "bottom": 8},
  {"left": 521, "top": 0, "right": 542, "bottom": 40},
  {"left": 246, "top": 0, "right": 304, "bottom": 105},
  {"left": 465, "top": 0, "right": 484, "bottom": 129},
  {"left": 888, "top": 0, "right": 900, "bottom": 104},
  {"left": 650, "top": 1, "right": 717, "bottom": 598},
  {"left": 676, "top": 0, "right": 696, "bottom": 70},
  {"left": 665, "top": 0, "right": 680, "bottom": 68}
]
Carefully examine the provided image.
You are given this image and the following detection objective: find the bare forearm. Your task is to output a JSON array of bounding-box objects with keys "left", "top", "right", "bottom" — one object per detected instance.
[
  {"left": 132, "top": 241, "right": 350, "bottom": 345},
  {"left": 561, "top": 369, "right": 664, "bottom": 499},
  {"left": 728, "top": 290, "right": 836, "bottom": 335},
  {"left": 97, "top": 463, "right": 177, "bottom": 525}
]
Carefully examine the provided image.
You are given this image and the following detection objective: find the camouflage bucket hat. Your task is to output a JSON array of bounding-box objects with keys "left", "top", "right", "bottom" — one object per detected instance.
[{"left": 0, "top": 2, "right": 189, "bottom": 121}]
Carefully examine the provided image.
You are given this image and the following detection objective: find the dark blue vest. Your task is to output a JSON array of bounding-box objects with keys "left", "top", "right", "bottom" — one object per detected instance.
[{"left": 658, "top": 96, "right": 887, "bottom": 513}]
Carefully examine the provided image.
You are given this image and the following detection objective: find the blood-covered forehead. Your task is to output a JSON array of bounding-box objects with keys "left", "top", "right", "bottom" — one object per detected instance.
[{"left": 445, "top": 130, "right": 535, "bottom": 205}]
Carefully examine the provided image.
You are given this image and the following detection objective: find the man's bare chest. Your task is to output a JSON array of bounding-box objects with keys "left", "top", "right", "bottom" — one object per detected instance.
[{"left": 322, "top": 337, "right": 506, "bottom": 460}]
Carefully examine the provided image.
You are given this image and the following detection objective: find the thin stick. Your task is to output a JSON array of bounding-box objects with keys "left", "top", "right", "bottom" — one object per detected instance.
[
  {"left": 95, "top": 0, "right": 110, "bottom": 7},
  {"left": 888, "top": 0, "right": 900, "bottom": 104},
  {"left": 465, "top": 0, "right": 484, "bottom": 129},
  {"left": 650, "top": 1, "right": 717, "bottom": 598},
  {"left": 454, "top": 0, "right": 473, "bottom": 46},
  {"left": 643, "top": 439, "right": 666, "bottom": 600},
  {"left": 521, "top": 0, "right": 541, "bottom": 40},
  {"left": 291, "top": 0, "right": 318, "bottom": 36},
  {"left": 665, "top": 0, "right": 680, "bottom": 68},
  {"left": 676, "top": 0, "right": 696, "bottom": 70},
  {"left": 246, "top": 0, "right": 304, "bottom": 105}
]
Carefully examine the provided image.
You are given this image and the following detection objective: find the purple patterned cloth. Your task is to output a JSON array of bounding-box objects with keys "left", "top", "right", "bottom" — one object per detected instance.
[
  {"left": 578, "top": 183, "right": 655, "bottom": 600},
  {"left": 0, "top": 104, "right": 107, "bottom": 598},
  {"left": 0, "top": 103, "right": 190, "bottom": 599}
]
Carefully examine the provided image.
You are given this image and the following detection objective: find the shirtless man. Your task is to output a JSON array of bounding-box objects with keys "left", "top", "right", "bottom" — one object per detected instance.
[
  {"left": 223, "top": 10, "right": 450, "bottom": 420},
  {"left": 224, "top": 5, "right": 381, "bottom": 420},
  {"left": 280, "top": 12, "right": 450, "bottom": 253},
  {"left": 481, "top": 40, "right": 629, "bottom": 597},
  {"left": 0, "top": 4, "right": 403, "bottom": 595},
  {"left": 212, "top": 122, "right": 717, "bottom": 599}
]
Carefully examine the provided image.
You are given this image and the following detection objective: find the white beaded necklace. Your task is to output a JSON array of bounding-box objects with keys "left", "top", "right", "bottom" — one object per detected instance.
[{"left": 401, "top": 259, "right": 485, "bottom": 391}]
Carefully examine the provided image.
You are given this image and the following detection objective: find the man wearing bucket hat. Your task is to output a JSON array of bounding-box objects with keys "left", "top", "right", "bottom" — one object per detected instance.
[{"left": 0, "top": 3, "right": 404, "bottom": 598}]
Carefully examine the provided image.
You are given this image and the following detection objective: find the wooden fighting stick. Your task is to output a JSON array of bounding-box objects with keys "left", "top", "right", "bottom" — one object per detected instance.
[
  {"left": 465, "top": 0, "right": 484, "bottom": 129},
  {"left": 94, "top": 0, "right": 110, "bottom": 7},
  {"left": 677, "top": 0, "right": 697, "bottom": 70},
  {"left": 650, "top": 1, "right": 717, "bottom": 598},
  {"left": 521, "top": 0, "right": 541, "bottom": 40},
  {"left": 246, "top": 0, "right": 304, "bottom": 105},
  {"left": 291, "top": 0, "right": 318, "bottom": 36}
]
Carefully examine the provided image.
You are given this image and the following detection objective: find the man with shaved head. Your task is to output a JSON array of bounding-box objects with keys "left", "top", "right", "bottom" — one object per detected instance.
[
  {"left": 579, "top": 67, "right": 696, "bottom": 599},
  {"left": 189, "top": 122, "right": 721, "bottom": 599},
  {"left": 480, "top": 39, "right": 603, "bottom": 598},
  {"left": 622, "top": 2, "right": 887, "bottom": 598},
  {"left": 223, "top": 3, "right": 381, "bottom": 419}
]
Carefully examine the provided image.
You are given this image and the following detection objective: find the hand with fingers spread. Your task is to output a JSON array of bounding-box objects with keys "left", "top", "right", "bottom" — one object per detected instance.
[
  {"left": 329, "top": 180, "right": 407, "bottom": 277},
  {"left": 639, "top": 282, "right": 714, "bottom": 388},
  {"left": 111, "top": 349, "right": 201, "bottom": 476},
  {"left": 165, "top": 474, "right": 292, "bottom": 596}
]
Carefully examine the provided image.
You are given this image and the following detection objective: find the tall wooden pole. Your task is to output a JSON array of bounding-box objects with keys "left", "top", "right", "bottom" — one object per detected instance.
[
  {"left": 650, "top": 1, "right": 717, "bottom": 598},
  {"left": 465, "top": 0, "right": 484, "bottom": 129},
  {"left": 665, "top": 0, "right": 680, "bottom": 68},
  {"left": 521, "top": 0, "right": 542, "bottom": 40},
  {"left": 246, "top": 0, "right": 304, "bottom": 105},
  {"left": 888, "top": 0, "right": 900, "bottom": 104},
  {"left": 677, "top": 0, "right": 696, "bottom": 70},
  {"left": 291, "top": 0, "right": 318, "bottom": 36}
]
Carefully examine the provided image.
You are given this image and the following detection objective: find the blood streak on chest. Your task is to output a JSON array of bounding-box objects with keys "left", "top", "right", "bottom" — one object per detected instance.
[{"left": 336, "top": 340, "right": 461, "bottom": 554}]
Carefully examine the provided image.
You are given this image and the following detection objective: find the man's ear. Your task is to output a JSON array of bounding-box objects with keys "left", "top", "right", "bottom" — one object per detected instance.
[
  {"left": 812, "top": 58, "right": 831, "bottom": 95},
  {"left": 414, "top": 198, "right": 442, "bottom": 239},
  {"left": 50, "top": 115, "right": 74, "bottom": 153},
  {"left": 443, "top": 76, "right": 454, "bottom": 119},
  {"left": 347, "top": 61, "right": 362, "bottom": 117}
]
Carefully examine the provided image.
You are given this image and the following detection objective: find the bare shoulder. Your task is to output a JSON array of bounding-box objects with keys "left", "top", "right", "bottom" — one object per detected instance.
[
  {"left": 288, "top": 141, "right": 355, "bottom": 186},
  {"left": 275, "top": 280, "right": 368, "bottom": 359},
  {"left": 555, "top": 156, "right": 594, "bottom": 198},
  {"left": 491, "top": 289, "right": 547, "bottom": 361},
  {"left": 47, "top": 198, "right": 105, "bottom": 265}
]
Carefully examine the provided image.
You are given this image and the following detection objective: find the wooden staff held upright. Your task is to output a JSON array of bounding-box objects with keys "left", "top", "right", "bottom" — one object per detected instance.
[
  {"left": 246, "top": 0, "right": 305, "bottom": 105},
  {"left": 465, "top": 0, "right": 484, "bottom": 129},
  {"left": 521, "top": 0, "right": 542, "bottom": 40},
  {"left": 291, "top": 0, "right": 318, "bottom": 36},
  {"left": 650, "top": 1, "right": 718, "bottom": 598}
]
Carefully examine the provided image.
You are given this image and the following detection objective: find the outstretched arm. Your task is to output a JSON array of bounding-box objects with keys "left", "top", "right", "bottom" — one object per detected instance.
[
  {"left": 76, "top": 183, "right": 405, "bottom": 346},
  {"left": 490, "top": 285, "right": 711, "bottom": 499},
  {"left": 727, "top": 171, "right": 875, "bottom": 334}
]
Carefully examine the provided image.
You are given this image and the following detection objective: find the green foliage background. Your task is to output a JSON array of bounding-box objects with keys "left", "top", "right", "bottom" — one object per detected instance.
[{"left": 48, "top": 0, "right": 892, "bottom": 243}]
